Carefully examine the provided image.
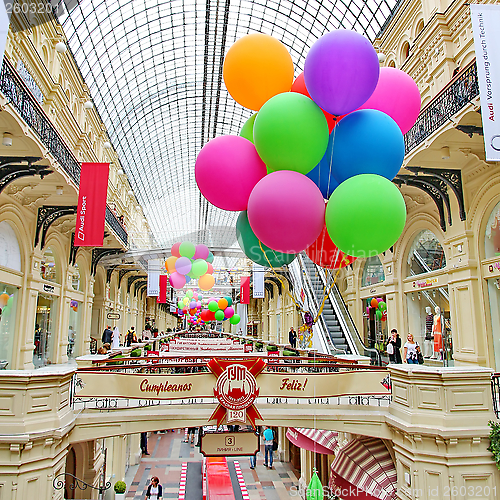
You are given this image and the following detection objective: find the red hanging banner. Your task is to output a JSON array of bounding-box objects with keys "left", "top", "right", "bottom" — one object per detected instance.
[
  {"left": 75, "top": 163, "right": 110, "bottom": 247},
  {"left": 240, "top": 275, "right": 250, "bottom": 304},
  {"left": 157, "top": 275, "right": 168, "bottom": 303}
]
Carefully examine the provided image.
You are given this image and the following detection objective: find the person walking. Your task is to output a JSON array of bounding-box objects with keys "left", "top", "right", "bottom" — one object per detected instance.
[
  {"left": 126, "top": 326, "right": 137, "bottom": 347},
  {"left": 101, "top": 325, "right": 113, "bottom": 346},
  {"left": 288, "top": 327, "right": 297, "bottom": 348},
  {"left": 387, "top": 329, "right": 402, "bottom": 364},
  {"left": 140, "top": 432, "right": 150, "bottom": 455},
  {"left": 145, "top": 476, "right": 162, "bottom": 500},
  {"left": 249, "top": 426, "right": 260, "bottom": 469},
  {"left": 263, "top": 426, "right": 274, "bottom": 469},
  {"left": 403, "top": 333, "right": 421, "bottom": 364}
]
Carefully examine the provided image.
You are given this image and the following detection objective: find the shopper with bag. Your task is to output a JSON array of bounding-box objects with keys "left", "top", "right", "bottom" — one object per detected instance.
[
  {"left": 403, "top": 333, "right": 422, "bottom": 364},
  {"left": 387, "top": 329, "right": 402, "bottom": 364}
]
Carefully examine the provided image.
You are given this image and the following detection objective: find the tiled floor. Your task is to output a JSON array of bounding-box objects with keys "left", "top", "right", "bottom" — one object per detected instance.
[{"left": 125, "top": 430, "right": 300, "bottom": 499}]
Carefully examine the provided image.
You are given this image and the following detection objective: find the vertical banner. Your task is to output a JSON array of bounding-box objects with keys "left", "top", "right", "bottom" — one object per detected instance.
[
  {"left": 157, "top": 275, "right": 168, "bottom": 303},
  {"left": 240, "top": 275, "right": 250, "bottom": 304},
  {"left": 74, "top": 163, "right": 110, "bottom": 246},
  {"left": 147, "top": 259, "right": 161, "bottom": 296},
  {"left": 236, "top": 303, "right": 248, "bottom": 335},
  {"left": 0, "top": 1, "right": 10, "bottom": 69},
  {"left": 252, "top": 264, "right": 265, "bottom": 299},
  {"left": 471, "top": 4, "right": 500, "bottom": 161}
]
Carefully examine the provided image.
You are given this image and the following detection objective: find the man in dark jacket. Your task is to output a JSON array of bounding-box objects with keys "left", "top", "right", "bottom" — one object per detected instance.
[
  {"left": 101, "top": 325, "right": 113, "bottom": 346},
  {"left": 288, "top": 327, "right": 297, "bottom": 348}
]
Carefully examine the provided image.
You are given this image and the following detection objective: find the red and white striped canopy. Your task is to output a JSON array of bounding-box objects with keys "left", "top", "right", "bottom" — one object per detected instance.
[
  {"left": 329, "top": 437, "right": 397, "bottom": 500},
  {"left": 286, "top": 427, "right": 338, "bottom": 455}
]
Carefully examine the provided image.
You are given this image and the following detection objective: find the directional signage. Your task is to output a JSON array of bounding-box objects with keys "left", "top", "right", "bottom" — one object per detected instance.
[{"left": 200, "top": 431, "right": 259, "bottom": 457}]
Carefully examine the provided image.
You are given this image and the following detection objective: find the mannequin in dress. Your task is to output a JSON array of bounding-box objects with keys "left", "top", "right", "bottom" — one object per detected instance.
[
  {"left": 424, "top": 306, "right": 433, "bottom": 358},
  {"left": 112, "top": 326, "right": 120, "bottom": 350},
  {"left": 432, "top": 306, "right": 443, "bottom": 359}
]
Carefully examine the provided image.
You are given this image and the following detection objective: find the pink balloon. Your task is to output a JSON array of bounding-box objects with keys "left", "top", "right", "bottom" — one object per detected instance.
[
  {"left": 224, "top": 306, "right": 235, "bottom": 318},
  {"left": 171, "top": 242, "right": 181, "bottom": 257},
  {"left": 358, "top": 67, "right": 421, "bottom": 134},
  {"left": 247, "top": 171, "right": 325, "bottom": 253},
  {"left": 206, "top": 262, "right": 214, "bottom": 274},
  {"left": 195, "top": 135, "right": 267, "bottom": 211},
  {"left": 169, "top": 272, "right": 186, "bottom": 289},
  {"left": 194, "top": 244, "right": 210, "bottom": 260},
  {"left": 377, "top": 297, "right": 383, "bottom": 302}
]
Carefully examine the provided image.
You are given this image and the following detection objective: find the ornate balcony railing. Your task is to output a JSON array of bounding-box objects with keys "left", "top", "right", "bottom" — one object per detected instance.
[
  {"left": 492, "top": 373, "right": 500, "bottom": 418},
  {"left": 404, "top": 60, "right": 479, "bottom": 154},
  {"left": 0, "top": 58, "right": 128, "bottom": 247}
]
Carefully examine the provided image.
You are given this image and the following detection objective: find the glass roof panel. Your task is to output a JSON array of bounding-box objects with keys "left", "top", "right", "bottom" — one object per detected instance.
[{"left": 58, "top": 0, "right": 397, "bottom": 249}]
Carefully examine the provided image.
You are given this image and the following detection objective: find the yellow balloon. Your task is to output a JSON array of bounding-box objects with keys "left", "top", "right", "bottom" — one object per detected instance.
[
  {"left": 183, "top": 297, "right": 190, "bottom": 305},
  {"left": 165, "top": 256, "right": 178, "bottom": 273},
  {"left": 223, "top": 33, "right": 294, "bottom": 111},
  {"left": 198, "top": 273, "right": 215, "bottom": 291}
]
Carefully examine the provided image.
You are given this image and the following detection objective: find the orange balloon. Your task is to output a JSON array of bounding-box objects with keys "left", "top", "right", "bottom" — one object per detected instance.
[
  {"left": 370, "top": 298, "right": 379, "bottom": 308},
  {"left": 0, "top": 292, "right": 9, "bottom": 308},
  {"left": 218, "top": 298, "right": 228, "bottom": 310},
  {"left": 223, "top": 33, "right": 294, "bottom": 111},
  {"left": 198, "top": 273, "right": 215, "bottom": 291},
  {"left": 165, "top": 256, "right": 178, "bottom": 273}
]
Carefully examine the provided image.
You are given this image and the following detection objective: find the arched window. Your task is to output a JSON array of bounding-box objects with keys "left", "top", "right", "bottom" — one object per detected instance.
[
  {"left": 388, "top": 60, "right": 396, "bottom": 68},
  {"left": 407, "top": 230, "right": 446, "bottom": 276},
  {"left": 401, "top": 41, "right": 410, "bottom": 62},
  {"left": 41, "top": 246, "right": 59, "bottom": 283},
  {"left": 0, "top": 221, "right": 21, "bottom": 272},
  {"left": 485, "top": 200, "right": 500, "bottom": 259},
  {"left": 415, "top": 19, "right": 424, "bottom": 37},
  {"left": 361, "top": 256, "right": 385, "bottom": 287}
]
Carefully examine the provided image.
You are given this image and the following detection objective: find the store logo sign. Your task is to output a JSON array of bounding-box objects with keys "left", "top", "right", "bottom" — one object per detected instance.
[
  {"left": 208, "top": 358, "right": 265, "bottom": 428},
  {"left": 488, "top": 262, "right": 500, "bottom": 272},
  {"left": 413, "top": 278, "right": 438, "bottom": 288}
]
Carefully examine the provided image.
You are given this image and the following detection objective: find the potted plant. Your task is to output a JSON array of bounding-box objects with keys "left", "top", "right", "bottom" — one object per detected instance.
[
  {"left": 255, "top": 342, "right": 263, "bottom": 352},
  {"left": 266, "top": 344, "right": 278, "bottom": 352},
  {"left": 114, "top": 480, "right": 126, "bottom": 499},
  {"left": 130, "top": 348, "right": 142, "bottom": 357}
]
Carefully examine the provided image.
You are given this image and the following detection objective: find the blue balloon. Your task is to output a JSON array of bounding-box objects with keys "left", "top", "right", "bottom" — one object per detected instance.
[
  {"left": 185, "top": 275, "right": 191, "bottom": 283},
  {"left": 326, "top": 109, "right": 405, "bottom": 184},
  {"left": 306, "top": 160, "right": 340, "bottom": 199}
]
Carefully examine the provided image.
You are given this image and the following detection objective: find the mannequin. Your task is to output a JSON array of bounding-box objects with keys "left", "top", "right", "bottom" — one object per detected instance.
[
  {"left": 112, "top": 326, "right": 120, "bottom": 350},
  {"left": 432, "top": 306, "right": 443, "bottom": 360},
  {"left": 424, "top": 306, "right": 433, "bottom": 358}
]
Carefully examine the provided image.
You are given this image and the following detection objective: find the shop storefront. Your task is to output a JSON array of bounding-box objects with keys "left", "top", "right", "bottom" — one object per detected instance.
[
  {"left": 0, "top": 285, "right": 18, "bottom": 368},
  {"left": 404, "top": 230, "right": 452, "bottom": 365}
]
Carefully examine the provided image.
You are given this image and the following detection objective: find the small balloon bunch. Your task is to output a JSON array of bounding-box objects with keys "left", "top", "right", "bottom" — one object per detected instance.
[
  {"left": 70, "top": 300, "right": 79, "bottom": 312},
  {"left": 165, "top": 241, "right": 215, "bottom": 290},
  {"left": 366, "top": 297, "right": 387, "bottom": 322},
  {"left": 0, "top": 291, "right": 14, "bottom": 318},
  {"left": 196, "top": 30, "right": 421, "bottom": 266},
  {"left": 200, "top": 297, "right": 241, "bottom": 325},
  {"left": 176, "top": 289, "right": 203, "bottom": 317}
]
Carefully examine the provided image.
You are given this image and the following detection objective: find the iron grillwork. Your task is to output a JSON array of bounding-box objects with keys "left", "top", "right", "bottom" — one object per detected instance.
[
  {"left": 492, "top": 373, "right": 500, "bottom": 419},
  {"left": 105, "top": 205, "right": 128, "bottom": 246},
  {"left": 404, "top": 61, "right": 479, "bottom": 154},
  {"left": 53, "top": 472, "right": 111, "bottom": 498}
]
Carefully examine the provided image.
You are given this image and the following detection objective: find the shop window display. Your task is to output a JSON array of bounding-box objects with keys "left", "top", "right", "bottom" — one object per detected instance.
[
  {"left": 486, "top": 200, "right": 500, "bottom": 258},
  {"left": 41, "top": 247, "right": 59, "bottom": 283},
  {"left": 34, "top": 293, "right": 58, "bottom": 367},
  {"left": 361, "top": 256, "right": 385, "bottom": 287},
  {"left": 407, "top": 230, "right": 446, "bottom": 276},
  {"left": 0, "top": 285, "right": 18, "bottom": 368},
  {"left": 72, "top": 264, "right": 82, "bottom": 291},
  {"left": 488, "top": 279, "right": 500, "bottom": 372},
  {"left": 0, "top": 221, "right": 21, "bottom": 272},
  {"left": 406, "top": 287, "right": 453, "bottom": 365},
  {"left": 362, "top": 296, "right": 388, "bottom": 349}
]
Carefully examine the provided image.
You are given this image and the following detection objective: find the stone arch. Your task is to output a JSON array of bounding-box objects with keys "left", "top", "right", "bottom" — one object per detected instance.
[
  {"left": 400, "top": 40, "right": 410, "bottom": 64},
  {"left": 42, "top": 233, "right": 68, "bottom": 285},
  {"left": 414, "top": 17, "right": 424, "bottom": 38},
  {"left": 0, "top": 204, "right": 29, "bottom": 273}
]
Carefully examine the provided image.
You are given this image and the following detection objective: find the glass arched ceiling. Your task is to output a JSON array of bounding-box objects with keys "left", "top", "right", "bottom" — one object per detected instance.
[{"left": 58, "top": 0, "right": 398, "bottom": 249}]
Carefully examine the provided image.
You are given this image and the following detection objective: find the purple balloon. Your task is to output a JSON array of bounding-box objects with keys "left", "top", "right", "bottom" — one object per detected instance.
[
  {"left": 194, "top": 244, "right": 210, "bottom": 260},
  {"left": 175, "top": 256, "right": 192, "bottom": 275},
  {"left": 304, "top": 30, "right": 380, "bottom": 116},
  {"left": 190, "top": 301, "right": 197, "bottom": 309}
]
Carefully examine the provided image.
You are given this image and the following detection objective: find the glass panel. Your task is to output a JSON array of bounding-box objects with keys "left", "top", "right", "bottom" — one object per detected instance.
[
  {"left": 361, "top": 256, "right": 385, "bottom": 287},
  {"left": 488, "top": 278, "right": 500, "bottom": 372},
  {"left": 41, "top": 247, "right": 59, "bottom": 283},
  {"left": 485, "top": 201, "right": 500, "bottom": 259},
  {"left": 407, "top": 230, "right": 446, "bottom": 276},
  {"left": 0, "top": 284, "right": 18, "bottom": 368},
  {"left": 0, "top": 221, "right": 21, "bottom": 272},
  {"left": 68, "top": 300, "right": 82, "bottom": 358},
  {"left": 72, "top": 264, "right": 82, "bottom": 291},
  {"left": 34, "top": 294, "right": 59, "bottom": 368},
  {"left": 405, "top": 287, "right": 452, "bottom": 366},
  {"left": 362, "top": 295, "right": 387, "bottom": 348}
]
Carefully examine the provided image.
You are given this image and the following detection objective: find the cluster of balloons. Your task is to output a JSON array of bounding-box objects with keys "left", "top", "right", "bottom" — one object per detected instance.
[
  {"left": 176, "top": 289, "right": 204, "bottom": 319},
  {"left": 366, "top": 297, "right": 387, "bottom": 322},
  {"left": 70, "top": 300, "right": 79, "bottom": 312},
  {"left": 196, "top": 30, "right": 421, "bottom": 264},
  {"left": 165, "top": 242, "right": 215, "bottom": 291},
  {"left": 200, "top": 296, "right": 241, "bottom": 325},
  {"left": 0, "top": 291, "right": 14, "bottom": 318}
]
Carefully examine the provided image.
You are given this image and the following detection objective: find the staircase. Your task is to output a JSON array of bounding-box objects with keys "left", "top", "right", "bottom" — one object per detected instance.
[{"left": 302, "top": 257, "right": 351, "bottom": 353}]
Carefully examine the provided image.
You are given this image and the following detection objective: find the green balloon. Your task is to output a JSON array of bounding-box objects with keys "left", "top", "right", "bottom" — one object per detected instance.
[
  {"left": 208, "top": 301, "right": 219, "bottom": 312},
  {"left": 187, "top": 269, "right": 197, "bottom": 279},
  {"left": 253, "top": 92, "right": 329, "bottom": 174},
  {"left": 177, "top": 300, "right": 183, "bottom": 309},
  {"left": 179, "top": 241, "right": 196, "bottom": 258},
  {"left": 186, "top": 290, "right": 194, "bottom": 298},
  {"left": 206, "top": 252, "right": 214, "bottom": 264},
  {"left": 236, "top": 211, "right": 296, "bottom": 267},
  {"left": 375, "top": 309, "right": 383, "bottom": 320},
  {"left": 214, "top": 310, "right": 225, "bottom": 321},
  {"left": 378, "top": 301, "right": 387, "bottom": 312},
  {"left": 230, "top": 314, "right": 241, "bottom": 325},
  {"left": 192, "top": 259, "right": 208, "bottom": 278},
  {"left": 325, "top": 174, "right": 406, "bottom": 258},
  {"left": 224, "top": 296, "right": 233, "bottom": 307},
  {"left": 240, "top": 113, "right": 257, "bottom": 143}
]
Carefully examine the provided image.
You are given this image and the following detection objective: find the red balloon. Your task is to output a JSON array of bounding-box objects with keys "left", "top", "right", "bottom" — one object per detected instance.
[
  {"left": 206, "top": 310, "right": 216, "bottom": 321},
  {"left": 182, "top": 306, "right": 188, "bottom": 314},
  {"left": 306, "top": 224, "right": 356, "bottom": 269},
  {"left": 206, "top": 262, "right": 214, "bottom": 274},
  {"left": 291, "top": 72, "right": 344, "bottom": 133}
]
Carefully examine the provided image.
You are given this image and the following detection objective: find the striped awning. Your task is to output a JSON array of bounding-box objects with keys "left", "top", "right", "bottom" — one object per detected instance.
[
  {"left": 286, "top": 427, "right": 338, "bottom": 455},
  {"left": 329, "top": 437, "right": 397, "bottom": 500}
]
